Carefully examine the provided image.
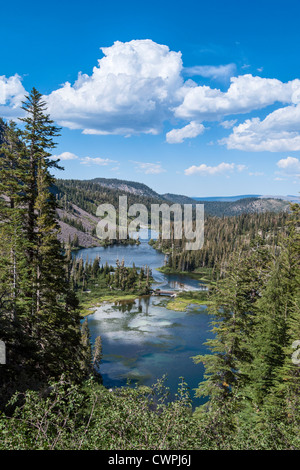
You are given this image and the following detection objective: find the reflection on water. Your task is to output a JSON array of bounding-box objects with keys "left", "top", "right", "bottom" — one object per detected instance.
[
  {"left": 77, "top": 239, "right": 212, "bottom": 407},
  {"left": 74, "top": 237, "right": 206, "bottom": 291}
]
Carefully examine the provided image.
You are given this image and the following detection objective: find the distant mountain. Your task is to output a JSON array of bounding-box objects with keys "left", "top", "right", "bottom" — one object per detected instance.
[
  {"left": 259, "top": 195, "right": 300, "bottom": 203},
  {"left": 200, "top": 197, "right": 290, "bottom": 217},
  {"left": 54, "top": 177, "right": 292, "bottom": 230},
  {"left": 48, "top": 177, "right": 298, "bottom": 246},
  {"left": 162, "top": 193, "right": 291, "bottom": 216},
  {"left": 162, "top": 193, "right": 198, "bottom": 204},
  {"left": 194, "top": 195, "right": 261, "bottom": 202},
  {"left": 53, "top": 177, "right": 167, "bottom": 247},
  {"left": 194, "top": 194, "right": 300, "bottom": 203},
  {"left": 88, "top": 177, "right": 161, "bottom": 199}
]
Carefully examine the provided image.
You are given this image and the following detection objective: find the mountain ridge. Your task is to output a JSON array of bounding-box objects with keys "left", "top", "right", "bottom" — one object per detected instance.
[
  {"left": 53, "top": 177, "right": 292, "bottom": 247},
  {"left": 194, "top": 194, "right": 300, "bottom": 203},
  {"left": 75, "top": 177, "right": 299, "bottom": 204}
]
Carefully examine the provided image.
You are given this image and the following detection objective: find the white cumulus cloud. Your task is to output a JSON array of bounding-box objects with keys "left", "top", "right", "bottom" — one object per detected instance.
[
  {"left": 0, "top": 74, "right": 26, "bottom": 118},
  {"left": 276, "top": 156, "right": 300, "bottom": 177},
  {"left": 174, "top": 74, "right": 300, "bottom": 121},
  {"left": 277, "top": 156, "right": 300, "bottom": 170},
  {"left": 50, "top": 151, "right": 79, "bottom": 160},
  {"left": 184, "top": 162, "right": 244, "bottom": 176},
  {"left": 222, "top": 104, "right": 300, "bottom": 151},
  {"left": 166, "top": 121, "right": 205, "bottom": 143},
  {"left": 3, "top": 40, "right": 300, "bottom": 153},
  {"left": 45, "top": 39, "right": 183, "bottom": 136}
]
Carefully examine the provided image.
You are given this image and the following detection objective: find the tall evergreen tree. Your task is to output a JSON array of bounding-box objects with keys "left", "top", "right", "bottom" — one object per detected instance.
[
  {"left": 20, "top": 88, "right": 62, "bottom": 252},
  {"left": 18, "top": 89, "right": 86, "bottom": 380},
  {"left": 193, "top": 242, "right": 271, "bottom": 409},
  {"left": 0, "top": 90, "right": 90, "bottom": 403},
  {"left": 246, "top": 204, "right": 300, "bottom": 414},
  {"left": 0, "top": 120, "right": 36, "bottom": 402}
]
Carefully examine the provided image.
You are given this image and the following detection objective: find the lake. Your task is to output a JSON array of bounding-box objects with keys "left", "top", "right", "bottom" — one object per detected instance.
[{"left": 75, "top": 235, "right": 213, "bottom": 408}]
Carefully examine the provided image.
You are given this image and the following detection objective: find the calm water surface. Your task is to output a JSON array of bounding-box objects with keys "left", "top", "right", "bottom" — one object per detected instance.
[{"left": 75, "top": 236, "right": 213, "bottom": 407}]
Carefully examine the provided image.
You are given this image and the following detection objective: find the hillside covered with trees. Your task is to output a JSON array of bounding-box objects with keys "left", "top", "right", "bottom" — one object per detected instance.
[
  {"left": 0, "top": 91, "right": 299, "bottom": 450},
  {"left": 53, "top": 176, "right": 291, "bottom": 251},
  {"left": 151, "top": 211, "right": 291, "bottom": 279}
]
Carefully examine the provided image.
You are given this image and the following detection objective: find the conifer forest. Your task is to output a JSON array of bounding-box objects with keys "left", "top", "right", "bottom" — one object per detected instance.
[{"left": 0, "top": 88, "right": 299, "bottom": 452}]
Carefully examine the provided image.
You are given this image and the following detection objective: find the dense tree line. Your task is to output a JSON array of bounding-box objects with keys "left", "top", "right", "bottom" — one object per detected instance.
[
  {"left": 54, "top": 178, "right": 166, "bottom": 221},
  {"left": 193, "top": 197, "right": 289, "bottom": 217},
  {"left": 61, "top": 215, "right": 87, "bottom": 233},
  {"left": 152, "top": 211, "right": 290, "bottom": 279},
  {"left": 0, "top": 90, "right": 99, "bottom": 407},
  {"left": 66, "top": 250, "right": 151, "bottom": 295},
  {"left": 54, "top": 177, "right": 289, "bottom": 270},
  {"left": 192, "top": 203, "right": 300, "bottom": 446},
  {"left": 55, "top": 178, "right": 289, "bottom": 219}
]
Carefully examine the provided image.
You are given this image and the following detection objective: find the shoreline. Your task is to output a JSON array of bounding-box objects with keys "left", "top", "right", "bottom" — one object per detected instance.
[
  {"left": 79, "top": 292, "right": 147, "bottom": 317},
  {"left": 165, "top": 296, "right": 212, "bottom": 312},
  {"left": 79, "top": 285, "right": 211, "bottom": 317},
  {"left": 76, "top": 242, "right": 211, "bottom": 316},
  {"left": 80, "top": 291, "right": 211, "bottom": 316},
  {"left": 156, "top": 266, "right": 215, "bottom": 286}
]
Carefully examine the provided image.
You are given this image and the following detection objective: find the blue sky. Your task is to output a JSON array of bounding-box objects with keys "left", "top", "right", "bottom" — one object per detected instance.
[{"left": 1, "top": 0, "right": 300, "bottom": 196}]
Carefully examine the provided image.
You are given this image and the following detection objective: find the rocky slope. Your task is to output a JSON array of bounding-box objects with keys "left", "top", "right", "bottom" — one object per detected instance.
[{"left": 56, "top": 204, "right": 101, "bottom": 248}]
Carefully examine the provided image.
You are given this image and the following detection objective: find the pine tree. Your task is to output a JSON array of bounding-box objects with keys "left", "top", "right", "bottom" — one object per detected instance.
[
  {"left": 0, "top": 120, "right": 36, "bottom": 402},
  {"left": 20, "top": 89, "right": 62, "bottom": 261},
  {"left": 0, "top": 90, "right": 88, "bottom": 397},
  {"left": 93, "top": 335, "right": 103, "bottom": 380},
  {"left": 92, "top": 256, "right": 100, "bottom": 278},
  {"left": 80, "top": 318, "right": 93, "bottom": 376},
  {"left": 279, "top": 205, "right": 300, "bottom": 424},
  {"left": 193, "top": 244, "right": 271, "bottom": 410},
  {"left": 0, "top": 120, "right": 28, "bottom": 314},
  {"left": 247, "top": 204, "right": 300, "bottom": 416}
]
